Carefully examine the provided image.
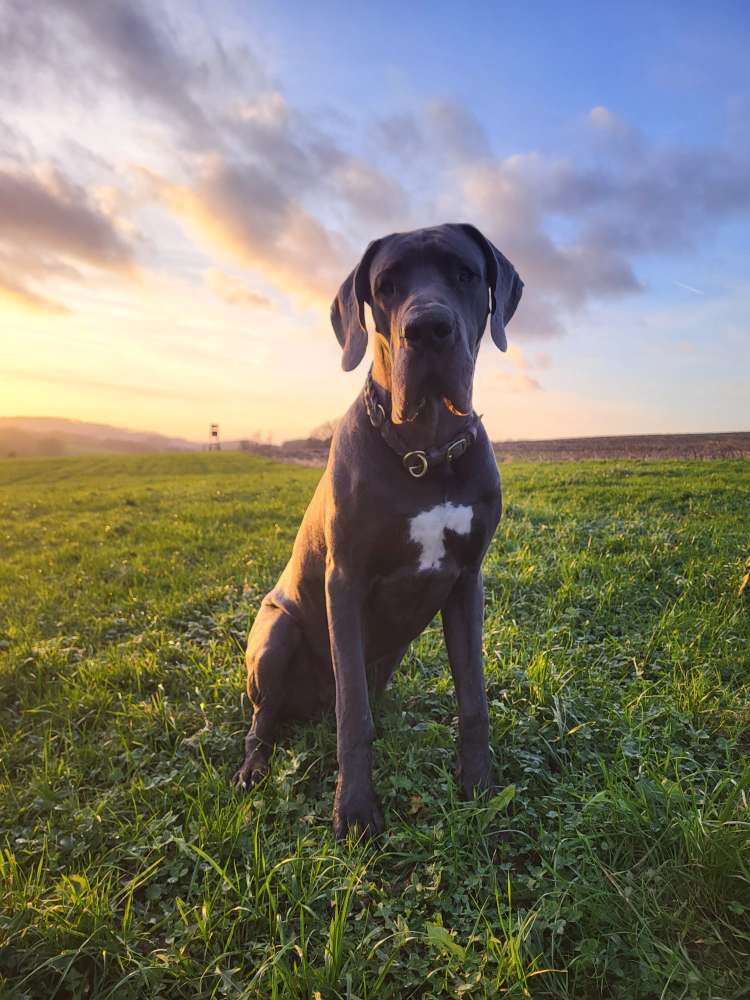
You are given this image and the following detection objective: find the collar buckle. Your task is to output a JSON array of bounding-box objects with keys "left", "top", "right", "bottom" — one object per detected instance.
[{"left": 446, "top": 437, "right": 469, "bottom": 463}]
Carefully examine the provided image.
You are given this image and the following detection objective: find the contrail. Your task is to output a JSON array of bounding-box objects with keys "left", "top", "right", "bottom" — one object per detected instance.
[{"left": 673, "top": 280, "right": 705, "bottom": 295}]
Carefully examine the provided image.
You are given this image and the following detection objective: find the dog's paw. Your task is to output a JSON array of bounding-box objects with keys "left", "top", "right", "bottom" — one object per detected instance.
[
  {"left": 232, "top": 756, "right": 269, "bottom": 791},
  {"left": 332, "top": 783, "right": 384, "bottom": 841}
]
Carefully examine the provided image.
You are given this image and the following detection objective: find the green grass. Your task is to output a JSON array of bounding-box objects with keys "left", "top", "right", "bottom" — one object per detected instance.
[{"left": 1, "top": 452, "right": 749, "bottom": 999}]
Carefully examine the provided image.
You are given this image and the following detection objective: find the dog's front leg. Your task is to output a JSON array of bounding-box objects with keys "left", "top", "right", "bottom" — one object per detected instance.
[
  {"left": 442, "top": 569, "right": 495, "bottom": 798},
  {"left": 325, "top": 567, "right": 384, "bottom": 840}
]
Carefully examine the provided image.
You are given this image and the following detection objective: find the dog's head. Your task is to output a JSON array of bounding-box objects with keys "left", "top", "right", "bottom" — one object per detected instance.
[{"left": 330, "top": 223, "right": 523, "bottom": 423}]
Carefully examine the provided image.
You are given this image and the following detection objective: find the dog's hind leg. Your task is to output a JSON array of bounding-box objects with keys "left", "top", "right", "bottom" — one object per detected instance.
[
  {"left": 233, "top": 602, "right": 301, "bottom": 790},
  {"left": 370, "top": 644, "right": 409, "bottom": 695}
]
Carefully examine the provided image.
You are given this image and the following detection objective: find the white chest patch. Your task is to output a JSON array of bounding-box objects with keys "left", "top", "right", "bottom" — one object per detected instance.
[{"left": 409, "top": 503, "right": 473, "bottom": 571}]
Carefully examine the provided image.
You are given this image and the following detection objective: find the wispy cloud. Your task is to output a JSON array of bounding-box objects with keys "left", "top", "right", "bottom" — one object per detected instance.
[
  {"left": 673, "top": 280, "right": 705, "bottom": 296},
  {"left": 148, "top": 159, "right": 345, "bottom": 307},
  {"left": 0, "top": 270, "right": 69, "bottom": 314},
  {"left": 205, "top": 268, "right": 273, "bottom": 309},
  {"left": 490, "top": 370, "right": 543, "bottom": 393},
  {"left": 3, "top": 365, "right": 215, "bottom": 401}
]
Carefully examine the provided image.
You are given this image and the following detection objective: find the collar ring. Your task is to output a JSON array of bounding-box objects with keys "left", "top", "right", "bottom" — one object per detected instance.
[{"left": 403, "top": 450, "right": 429, "bottom": 478}]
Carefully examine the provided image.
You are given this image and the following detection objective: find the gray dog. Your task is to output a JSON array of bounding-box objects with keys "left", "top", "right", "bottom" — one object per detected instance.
[{"left": 234, "top": 223, "right": 523, "bottom": 838}]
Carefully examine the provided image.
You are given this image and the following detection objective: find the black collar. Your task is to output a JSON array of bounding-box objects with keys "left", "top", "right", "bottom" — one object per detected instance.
[{"left": 363, "top": 369, "right": 480, "bottom": 478}]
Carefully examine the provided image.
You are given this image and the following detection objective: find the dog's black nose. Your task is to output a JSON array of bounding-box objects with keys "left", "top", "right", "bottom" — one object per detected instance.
[{"left": 403, "top": 310, "right": 455, "bottom": 351}]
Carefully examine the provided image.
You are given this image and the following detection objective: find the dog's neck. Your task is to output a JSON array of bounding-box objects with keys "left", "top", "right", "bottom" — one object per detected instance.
[{"left": 370, "top": 345, "right": 474, "bottom": 453}]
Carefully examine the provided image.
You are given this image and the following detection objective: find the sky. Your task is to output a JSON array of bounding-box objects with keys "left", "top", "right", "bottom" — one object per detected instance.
[{"left": 1, "top": 0, "right": 749, "bottom": 443}]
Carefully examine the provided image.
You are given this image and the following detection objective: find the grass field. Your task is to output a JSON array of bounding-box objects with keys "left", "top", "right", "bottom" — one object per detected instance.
[{"left": 1, "top": 452, "right": 749, "bottom": 999}]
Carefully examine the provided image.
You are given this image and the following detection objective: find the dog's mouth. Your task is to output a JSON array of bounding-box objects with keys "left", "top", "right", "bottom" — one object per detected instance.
[
  {"left": 399, "top": 396, "right": 468, "bottom": 422},
  {"left": 401, "top": 396, "right": 426, "bottom": 423},
  {"left": 442, "top": 396, "right": 469, "bottom": 417},
  {"left": 395, "top": 386, "right": 472, "bottom": 424},
  {"left": 390, "top": 335, "right": 475, "bottom": 425}
]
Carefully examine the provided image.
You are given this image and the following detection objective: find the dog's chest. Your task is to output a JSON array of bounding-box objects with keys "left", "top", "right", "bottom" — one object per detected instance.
[
  {"left": 364, "top": 499, "right": 483, "bottom": 651},
  {"left": 408, "top": 502, "right": 474, "bottom": 572}
]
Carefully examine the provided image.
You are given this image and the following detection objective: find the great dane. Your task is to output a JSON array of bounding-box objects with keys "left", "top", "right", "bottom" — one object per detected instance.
[{"left": 234, "top": 223, "right": 523, "bottom": 838}]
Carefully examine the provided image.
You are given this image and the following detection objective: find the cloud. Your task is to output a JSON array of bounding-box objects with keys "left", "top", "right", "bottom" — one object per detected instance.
[
  {"left": 136, "top": 85, "right": 409, "bottom": 303},
  {"left": 587, "top": 105, "right": 643, "bottom": 156},
  {"left": 1, "top": 0, "right": 270, "bottom": 151},
  {"left": 226, "top": 92, "right": 342, "bottom": 188},
  {"left": 485, "top": 344, "right": 549, "bottom": 394},
  {"left": 224, "top": 91, "right": 408, "bottom": 229},
  {"left": 206, "top": 268, "right": 273, "bottom": 309},
  {"left": 0, "top": 166, "right": 133, "bottom": 267},
  {"left": 3, "top": 365, "right": 217, "bottom": 401},
  {"left": 63, "top": 0, "right": 209, "bottom": 136},
  {"left": 0, "top": 0, "right": 212, "bottom": 144},
  {"left": 373, "top": 112, "right": 426, "bottom": 164},
  {"left": 0, "top": 268, "right": 69, "bottom": 314},
  {"left": 534, "top": 111, "right": 750, "bottom": 260},
  {"left": 332, "top": 160, "right": 408, "bottom": 224},
  {"left": 0, "top": 115, "right": 34, "bottom": 161},
  {"left": 426, "top": 99, "right": 492, "bottom": 162},
  {"left": 0, "top": 164, "right": 135, "bottom": 312},
  {"left": 150, "top": 158, "right": 346, "bottom": 305},
  {"left": 490, "top": 370, "right": 543, "bottom": 393},
  {"left": 508, "top": 344, "right": 551, "bottom": 373},
  {"left": 454, "top": 154, "right": 643, "bottom": 337}
]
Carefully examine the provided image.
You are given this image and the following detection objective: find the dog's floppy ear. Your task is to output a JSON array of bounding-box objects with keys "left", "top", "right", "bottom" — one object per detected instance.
[
  {"left": 458, "top": 223, "right": 523, "bottom": 352},
  {"left": 330, "top": 239, "right": 381, "bottom": 371}
]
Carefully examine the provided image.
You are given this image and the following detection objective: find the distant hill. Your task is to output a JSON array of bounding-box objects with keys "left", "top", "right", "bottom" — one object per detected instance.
[{"left": 0, "top": 417, "right": 199, "bottom": 458}]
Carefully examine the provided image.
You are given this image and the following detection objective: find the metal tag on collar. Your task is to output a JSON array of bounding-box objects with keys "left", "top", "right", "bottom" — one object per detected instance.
[{"left": 403, "top": 450, "right": 428, "bottom": 478}]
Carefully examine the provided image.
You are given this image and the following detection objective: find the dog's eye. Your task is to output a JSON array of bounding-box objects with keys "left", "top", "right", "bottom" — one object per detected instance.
[
  {"left": 378, "top": 277, "right": 396, "bottom": 297},
  {"left": 457, "top": 266, "right": 477, "bottom": 284}
]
